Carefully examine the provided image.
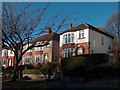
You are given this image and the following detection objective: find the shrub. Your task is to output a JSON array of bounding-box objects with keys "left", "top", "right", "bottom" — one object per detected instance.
[
  {"left": 61, "top": 56, "right": 87, "bottom": 77},
  {"left": 76, "top": 53, "right": 109, "bottom": 65},
  {"left": 35, "top": 62, "right": 60, "bottom": 80},
  {"left": 24, "top": 69, "right": 42, "bottom": 74},
  {"left": 25, "top": 64, "right": 34, "bottom": 69},
  {"left": 86, "top": 64, "right": 117, "bottom": 79}
]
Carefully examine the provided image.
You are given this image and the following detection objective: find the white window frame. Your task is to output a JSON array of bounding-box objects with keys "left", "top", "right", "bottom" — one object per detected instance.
[
  {"left": 63, "top": 48, "right": 74, "bottom": 57},
  {"left": 79, "top": 30, "right": 85, "bottom": 38},
  {"left": 3, "top": 49, "right": 8, "bottom": 56},
  {"left": 35, "top": 54, "right": 43, "bottom": 63},
  {"left": 35, "top": 47, "right": 43, "bottom": 51},
  {"left": 63, "top": 33, "right": 74, "bottom": 44}
]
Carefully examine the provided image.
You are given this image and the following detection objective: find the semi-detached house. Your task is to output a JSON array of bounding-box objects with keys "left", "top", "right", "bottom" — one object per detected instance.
[
  {"left": 59, "top": 23, "right": 114, "bottom": 58},
  {"left": 2, "top": 28, "right": 59, "bottom": 68},
  {"left": 2, "top": 23, "right": 114, "bottom": 68}
]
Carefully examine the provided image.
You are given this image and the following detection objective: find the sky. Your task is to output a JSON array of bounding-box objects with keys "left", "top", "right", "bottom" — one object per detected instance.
[
  {"left": 1, "top": 0, "right": 120, "bottom": 2},
  {"left": 48, "top": 2, "right": 118, "bottom": 27},
  {"left": 32, "top": 2, "right": 118, "bottom": 33},
  {"left": 1, "top": 2, "right": 118, "bottom": 33}
]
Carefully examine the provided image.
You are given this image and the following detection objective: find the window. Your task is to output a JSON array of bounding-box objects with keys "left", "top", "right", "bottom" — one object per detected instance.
[
  {"left": 46, "top": 43, "right": 50, "bottom": 47},
  {"left": 10, "top": 50, "right": 13, "bottom": 54},
  {"left": 93, "top": 40, "right": 96, "bottom": 47},
  {"left": 77, "top": 48, "right": 83, "bottom": 55},
  {"left": 63, "top": 33, "right": 74, "bottom": 44},
  {"left": 35, "top": 54, "right": 43, "bottom": 63},
  {"left": 25, "top": 56, "right": 32, "bottom": 64},
  {"left": 63, "top": 48, "right": 74, "bottom": 57},
  {"left": 3, "top": 59, "right": 7, "bottom": 65},
  {"left": 79, "top": 30, "right": 84, "bottom": 38},
  {"left": 101, "top": 36, "right": 104, "bottom": 45},
  {"left": 44, "top": 54, "right": 48, "bottom": 63},
  {"left": 35, "top": 47, "right": 43, "bottom": 51},
  {"left": 4, "top": 49, "right": 8, "bottom": 56}
]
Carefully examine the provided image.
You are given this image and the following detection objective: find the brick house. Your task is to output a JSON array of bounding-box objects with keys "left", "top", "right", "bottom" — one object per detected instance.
[
  {"left": 2, "top": 28, "right": 59, "bottom": 68},
  {"left": 2, "top": 46, "right": 15, "bottom": 68},
  {"left": 59, "top": 23, "right": 114, "bottom": 58},
  {"left": 2, "top": 23, "right": 114, "bottom": 68}
]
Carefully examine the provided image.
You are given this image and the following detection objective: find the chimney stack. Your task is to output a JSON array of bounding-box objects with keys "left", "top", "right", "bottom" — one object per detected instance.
[
  {"left": 46, "top": 27, "right": 52, "bottom": 34},
  {"left": 69, "top": 23, "right": 72, "bottom": 29}
]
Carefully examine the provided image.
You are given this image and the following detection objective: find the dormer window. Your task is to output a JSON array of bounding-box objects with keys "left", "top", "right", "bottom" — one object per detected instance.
[{"left": 79, "top": 30, "right": 84, "bottom": 38}]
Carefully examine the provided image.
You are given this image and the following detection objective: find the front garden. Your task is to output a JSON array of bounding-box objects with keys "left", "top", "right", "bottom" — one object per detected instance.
[{"left": 2, "top": 53, "right": 120, "bottom": 83}]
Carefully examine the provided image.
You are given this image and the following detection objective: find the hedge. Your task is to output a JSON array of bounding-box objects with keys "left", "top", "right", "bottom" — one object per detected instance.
[
  {"left": 24, "top": 69, "right": 42, "bottom": 74},
  {"left": 61, "top": 56, "right": 87, "bottom": 77},
  {"left": 61, "top": 53, "right": 113, "bottom": 79},
  {"left": 75, "top": 53, "right": 110, "bottom": 65}
]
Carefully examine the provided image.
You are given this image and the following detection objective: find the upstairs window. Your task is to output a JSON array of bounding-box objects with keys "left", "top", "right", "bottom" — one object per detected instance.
[
  {"left": 35, "top": 47, "right": 43, "bottom": 51},
  {"left": 10, "top": 50, "right": 13, "bottom": 54},
  {"left": 79, "top": 30, "right": 84, "bottom": 38},
  {"left": 63, "top": 33, "right": 74, "bottom": 44},
  {"left": 101, "top": 36, "right": 104, "bottom": 45},
  {"left": 46, "top": 43, "right": 50, "bottom": 48},
  {"left": 3, "top": 49, "right": 8, "bottom": 56}
]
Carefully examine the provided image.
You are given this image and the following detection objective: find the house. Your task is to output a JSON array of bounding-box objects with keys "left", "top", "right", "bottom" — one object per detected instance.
[
  {"left": 59, "top": 23, "right": 114, "bottom": 58},
  {"left": 2, "top": 46, "right": 14, "bottom": 68},
  {"left": 2, "top": 28, "right": 59, "bottom": 68}
]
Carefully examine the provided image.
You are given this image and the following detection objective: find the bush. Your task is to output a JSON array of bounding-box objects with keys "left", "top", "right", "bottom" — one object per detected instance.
[
  {"left": 61, "top": 56, "right": 87, "bottom": 77},
  {"left": 24, "top": 69, "right": 42, "bottom": 74},
  {"left": 35, "top": 62, "right": 60, "bottom": 80},
  {"left": 25, "top": 64, "right": 34, "bottom": 69},
  {"left": 86, "top": 64, "right": 117, "bottom": 79}
]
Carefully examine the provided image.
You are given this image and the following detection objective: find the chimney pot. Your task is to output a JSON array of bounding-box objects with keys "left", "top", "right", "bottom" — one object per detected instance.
[
  {"left": 46, "top": 27, "right": 52, "bottom": 34},
  {"left": 69, "top": 23, "right": 72, "bottom": 29}
]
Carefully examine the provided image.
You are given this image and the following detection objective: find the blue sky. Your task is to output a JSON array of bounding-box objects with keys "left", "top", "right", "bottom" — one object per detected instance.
[
  {"left": 2, "top": 2, "right": 118, "bottom": 33},
  {"left": 32, "top": 2, "right": 118, "bottom": 33},
  {"left": 49, "top": 2, "right": 118, "bottom": 26}
]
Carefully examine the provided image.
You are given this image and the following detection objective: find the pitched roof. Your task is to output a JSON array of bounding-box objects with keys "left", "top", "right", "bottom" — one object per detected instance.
[
  {"left": 29, "top": 32, "right": 59, "bottom": 43},
  {"left": 60, "top": 23, "right": 114, "bottom": 39}
]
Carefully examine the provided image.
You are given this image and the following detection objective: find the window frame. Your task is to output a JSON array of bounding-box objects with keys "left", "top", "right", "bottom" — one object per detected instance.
[
  {"left": 63, "top": 48, "right": 74, "bottom": 57},
  {"left": 35, "top": 54, "right": 43, "bottom": 63},
  {"left": 79, "top": 30, "right": 85, "bottom": 38},
  {"left": 101, "top": 36, "right": 104, "bottom": 45},
  {"left": 63, "top": 33, "right": 74, "bottom": 44}
]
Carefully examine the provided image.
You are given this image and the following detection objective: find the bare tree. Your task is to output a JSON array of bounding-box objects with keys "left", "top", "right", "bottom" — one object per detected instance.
[
  {"left": 2, "top": 2, "right": 71, "bottom": 81},
  {"left": 106, "top": 12, "right": 120, "bottom": 43}
]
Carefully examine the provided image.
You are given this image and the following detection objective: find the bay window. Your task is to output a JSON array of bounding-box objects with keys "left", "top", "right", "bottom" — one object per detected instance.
[{"left": 63, "top": 33, "right": 74, "bottom": 44}]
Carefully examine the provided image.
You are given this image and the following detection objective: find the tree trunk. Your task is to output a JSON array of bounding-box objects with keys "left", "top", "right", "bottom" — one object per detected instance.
[
  {"left": 12, "top": 65, "right": 18, "bottom": 82},
  {"left": 19, "top": 69, "right": 23, "bottom": 79}
]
